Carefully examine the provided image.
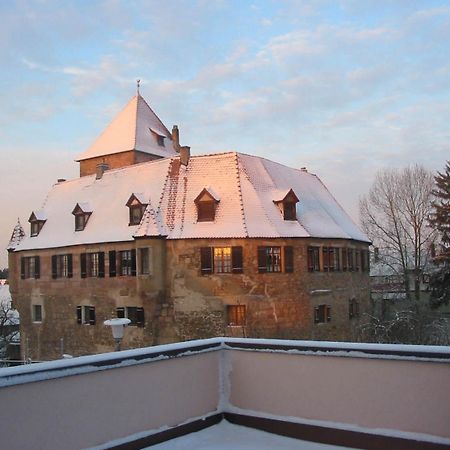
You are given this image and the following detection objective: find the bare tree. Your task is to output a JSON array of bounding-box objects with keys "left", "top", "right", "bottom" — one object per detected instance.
[
  {"left": 0, "top": 287, "right": 19, "bottom": 362},
  {"left": 360, "top": 165, "right": 436, "bottom": 301}
]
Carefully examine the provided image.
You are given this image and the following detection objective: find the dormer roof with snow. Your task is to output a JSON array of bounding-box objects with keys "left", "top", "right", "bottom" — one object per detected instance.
[
  {"left": 76, "top": 94, "right": 178, "bottom": 162},
  {"left": 12, "top": 152, "right": 370, "bottom": 252},
  {"left": 7, "top": 219, "right": 26, "bottom": 251}
]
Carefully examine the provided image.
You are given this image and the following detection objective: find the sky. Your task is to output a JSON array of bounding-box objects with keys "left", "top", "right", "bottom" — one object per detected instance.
[{"left": 1, "top": 0, "right": 449, "bottom": 268}]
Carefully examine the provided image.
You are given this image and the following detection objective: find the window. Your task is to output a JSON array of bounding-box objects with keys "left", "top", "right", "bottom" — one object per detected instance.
[
  {"left": 77, "top": 306, "right": 96, "bottom": 325},
  {"left": 227, "top": 305, "right": 246, "bottom": 326},
  {"left": 273, "top": 189, "right": 299, "bottom": 221},
  {"left": 51, "top": 254, "right": 73, "bottom": 279},
  {"left": 117, "top": 307, "right": 145, "bottom": 327},
  {"left": 361, "top": 250, "right": 370, "bottom": 272},
  {"left": 28, "top": 211, "right": 46, "bottom": 237},
  {"left": 200, "top": 247, "right": 243, "bottom": 275},
  {"left": 314, "top": 304, "right": 331, "bottom": 323},
  {"left": 257, "top": 247, "right": 282, "bottom": 273},
  {"left": 119, "top": 250, "right": 136, "bottom": 276},
  {"left": 150, "top": 129, "right": 165, "bottom": 147},
  {"left": 355, "top": 250, "right": 361, "bottom": 271},
  {"left": 323, "top": 247, "right": 340, "bottom": 272},
  {"left": 32, "top": 304, "right": 42, "bottom": 322},
  {"left": 195, "top": 188, "right": 220, "bottom": 222},
  {"left": 21, "top": 256, "right": 40, "bottom": 279},
  {"left": 307, "top": 247, "right": 320, "bottom": 272},
  {"left": 72, "top": 203, "right": 92, "bottom": 231},
  {"left": 349, "top": 299, "right": 360, "bottom": 319},
  {"left": 80, "top": 252, "right": 105, "bottom": 278},
  {"left": 126, "top": 194, "right": 147, "bottom": 226},
  {"left": 347, "top": 249, "right": 355, "bottom": 271},
  {"left": 139, "top": 248, "right": 152, "bottom": 275}
]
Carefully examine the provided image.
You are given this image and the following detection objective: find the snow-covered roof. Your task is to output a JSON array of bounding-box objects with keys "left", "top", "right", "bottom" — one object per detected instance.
[
  {"left": 14, "top": 152, "right": 369, "bottom": 252},
  {"left": 76, "top": 95, "right": 178, "bottom": 161},
  {"left": 7, "top": 219, "right": 25, "bottom": 250}
]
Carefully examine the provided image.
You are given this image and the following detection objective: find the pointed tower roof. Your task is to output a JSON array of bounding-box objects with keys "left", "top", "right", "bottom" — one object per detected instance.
[
  {"left": 7, "top": 219, "right": 26, "bottom": 251},
  {"left": 76, "top": 94, "right": 178, "bottom": 162}
]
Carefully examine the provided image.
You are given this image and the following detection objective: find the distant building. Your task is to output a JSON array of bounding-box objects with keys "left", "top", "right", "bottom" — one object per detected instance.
[{"left": 8, "top": 92, "right": 371, "bottom": 360}]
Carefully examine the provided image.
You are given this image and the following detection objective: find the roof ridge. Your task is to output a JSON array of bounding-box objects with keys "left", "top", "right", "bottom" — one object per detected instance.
[{"left": 234, "top": 153, "right": 248, "bottom": 237}]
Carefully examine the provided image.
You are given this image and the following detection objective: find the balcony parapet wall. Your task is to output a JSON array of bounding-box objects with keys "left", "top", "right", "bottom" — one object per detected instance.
[{"left": 0, "top": 338, "right": 449, "bottom": 449}]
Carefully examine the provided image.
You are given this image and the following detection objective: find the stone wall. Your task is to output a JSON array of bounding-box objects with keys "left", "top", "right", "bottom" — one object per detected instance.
[{"left": 9, "top": 237, "right": 370, "bottom": 360}]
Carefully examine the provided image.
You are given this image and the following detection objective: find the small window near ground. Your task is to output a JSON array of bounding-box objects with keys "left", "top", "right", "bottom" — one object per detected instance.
[
  {"left": 227, "top": 305, "right": 246, "bottom": 326},
  {"left": 77, "top": 306, "right": 96, "bottom": 325},
  {"left": 32, "top": 304, "right": 42, "bottom": 322},
  {"left": 314, "top": 305, "right": 331, "bottom": 324},
  {"left": 117, "top": 306, "right": 145, "bottom": 327}
]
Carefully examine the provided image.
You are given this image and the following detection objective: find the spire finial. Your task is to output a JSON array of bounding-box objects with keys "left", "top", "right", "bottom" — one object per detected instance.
[{"left": 136, "top": 79, "right": 141, "bottom": 95}]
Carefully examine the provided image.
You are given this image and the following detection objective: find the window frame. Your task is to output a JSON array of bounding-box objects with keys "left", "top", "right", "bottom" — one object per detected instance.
[
  {"left": 117, "top": 306, "right": 145, "bottom": 327},
  {"left": 227, "top": 305, "right": 246, "bottom": 326},
  {"left": 52, "top": 254, "right": 73, "bottom": 279},
  {"left": 21, "top": 256, "right": 40, "bottom": 279},
  {"left": 119, "top": 249, "right": 136, "bottom": 276},
  {"left": 307, "top": 246, "right": 320, "bottom": 272},
  {"left": 32, "top": 304, "right": 43, "bottom": 323},
  {"left": 76, "top": 305, "right": 96, "bottom": 325},
  {"left": 80, "top": 252, "right": 105, "bottom": 278},
  {"left": 314, "top": 304, "right": 331, "bottom": 324},
  {"left": 139, "top": 247, "right": 152, "bottom": 275},
  {"left": 200, "top": 246, "right": 243, "bottom": 275},
  {"left": 257, "top": 246, "right": 282, "bottom": 273}
]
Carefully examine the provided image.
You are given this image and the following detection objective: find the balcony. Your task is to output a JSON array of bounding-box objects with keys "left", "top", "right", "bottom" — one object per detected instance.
[{"left": 0, "top": 338, "right": 449, "bottom": 449}]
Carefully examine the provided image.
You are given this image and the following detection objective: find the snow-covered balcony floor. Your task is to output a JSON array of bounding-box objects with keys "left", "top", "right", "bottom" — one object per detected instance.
[
  {"left": 0, "top": 338, "right": 449, "bottom": 450},
  {"left": 149, "top": 420, "right": 348, "bottom": 450}
]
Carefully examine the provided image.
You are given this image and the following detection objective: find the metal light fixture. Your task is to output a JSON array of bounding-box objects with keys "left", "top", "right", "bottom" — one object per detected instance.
[{"left": 104, "top": 318, "right": 131, "bottom": 351}]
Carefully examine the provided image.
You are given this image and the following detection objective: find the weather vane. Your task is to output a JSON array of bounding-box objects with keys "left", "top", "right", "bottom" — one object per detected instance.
[{"left": 137, "top": 79, "right": 141, "bottom": 95}]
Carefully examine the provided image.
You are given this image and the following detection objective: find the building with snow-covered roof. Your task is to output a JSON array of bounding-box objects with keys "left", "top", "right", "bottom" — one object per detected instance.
[{"left": 8, "top": 92, "right": 371, "bottom": 360}]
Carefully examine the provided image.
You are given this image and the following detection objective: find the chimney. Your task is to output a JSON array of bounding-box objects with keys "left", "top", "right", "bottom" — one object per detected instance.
[
  {"left": 172, "top": 125, "right": 180, "bottom": 152},
  {"left": 96, "top": 162, "right": 109, "bottom": 180},
  {"left": 180, "top": 146, "right": 190, "bottom": 166}
]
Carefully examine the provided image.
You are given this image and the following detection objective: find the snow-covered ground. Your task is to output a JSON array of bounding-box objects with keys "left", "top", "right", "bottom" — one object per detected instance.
[{"left": 148, "top": 420, "right": 351, "bottom": 450}]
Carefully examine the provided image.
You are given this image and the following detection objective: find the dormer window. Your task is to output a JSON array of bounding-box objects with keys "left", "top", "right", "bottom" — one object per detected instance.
[
  {"left": 273, "top": 189, "right": 299, "bottom": 221},
  {"left": 126, "top": 193, "right": 147, "bottom": 226},
  {"left": 72, "top": 203, "right": 93, "bottom": 231},
  {"left": 195, "top": 188, "right": 220, "bottom": 222},
  {"left": 28, "top": 211, "right": 46, "bottom": 237},
  {"left": 150, "top": 128, "right": 166, "bottom": 147}
]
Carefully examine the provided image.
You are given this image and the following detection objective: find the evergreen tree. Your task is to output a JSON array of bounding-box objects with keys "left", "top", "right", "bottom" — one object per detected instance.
[{"left": 428, "top": 161, "right": 450, "bottom": 307}]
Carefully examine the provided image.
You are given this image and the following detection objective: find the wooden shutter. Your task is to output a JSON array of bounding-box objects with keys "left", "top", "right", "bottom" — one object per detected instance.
[
  {"left": 307, "top": 248, "right": 314, "bottom": 271},
  {"left": 116, "top": 307, "right": 125, "bottom": 319},
  {"left": 257, "top": 247, "right": 267, "bottom": 273},
  {"left": 68, "top": 254, "right": 73, "bottom": 278},
  {"left": 342, "top": 248, "right": 347, "bottom": 271},
  {"left": 231, "top": 246, "right": 243, "bottom": 274},
  {"left": 109, "top": 251, "right": 116, "bottom": 277},
  {"left": 80, "top": 253, "right": 87, "bottom": 278},
  {"left": 98, "top": 252, "right": 105, "bottom": 278},
  {"left": 284, "top": 246, "right": 294, "bottom": 273},
  {"left": 200, "top": 247, "right": 213, "bottom": 275},
  {"left": 21, "top": 257, "right": 25, "bottom": 279},
  {"left": 355, "top": 301, "right": 360, "bottom": 316},
  {"left": 89, "top": 306, "right": 96, "bottom": 325},
  {"left": 314, "top": 306, "right": 319, "bottom": 323},
  {"left": 51, "top": 255, "right": 57, "bottom": 279},
  {"left": 131, "top": 249, "right": 137, "bottom": 276},
  {"left": 34, "top": 256, "right": 40, "bottom": 279},
  {"left": 136, "top": 307, "right": 145, "bottom": 328},
  {"left": 326, "top": 305, "right": 332, "bottom": 322},
  {"left": 322, "top": 247, "right": 329, "bottom": 271},
  {"left": 76, "top": 306, "right": 82, "bottom": 324}
]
